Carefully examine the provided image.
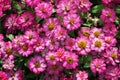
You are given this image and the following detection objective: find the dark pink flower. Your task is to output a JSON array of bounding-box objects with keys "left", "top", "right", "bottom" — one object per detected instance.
[{"left": 0, "top": 71, "right": 8, "bottom": 80}]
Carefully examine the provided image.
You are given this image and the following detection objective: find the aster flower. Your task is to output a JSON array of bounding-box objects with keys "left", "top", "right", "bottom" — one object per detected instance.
[
  {"left": 28, "top": 56, "right": 46, "bottom": 74},
  {"left": 91, "top": 38, "right": 105, "bottom": 52},
  {"left": 4, "top": 14, "right": 18, "bottom": 33},
  {"left": 79, "top": 27, "right": 90, "bottom": 38},
  {"left": 63, "top": 51, "right": 78, "bottom": 69},
  {"left": 35, "top": 2, "right": 53, "bottom": 19},
  {"left": 24, "top": 30, "right": 38, "bottom": 45},
  {"left": 47, "top": 63, "right": 63, "bottom": 75},
  {"left": 74, "top": 0, "right": 92, "bottom": 12},
  {"left": 65, "top": 37, "right": 76, "bottom": 51},
  {"left": 100, "top": 8, "right": 116, "bottom": 23},
  {"left": 63, "top": 13, "right": 81, "bottom": 30},
  {"left": 25, "top": 0, "right": 41, "bottom": 7},
  {"left": 45, "top": 51, "right": 57, "bottom": 65},
  {"left": 76, "top": 71, "right": 88, "bottom": 80},
  {"left": 103, "top": 23, "right": 117, "bottom": 36},
  {"left": 75, "top": 37, "right": 91, "bottom": 55},
  {"left": 0, "top": 71, "right": 8, "bottom": 80},
  {"left": 17, "top": 11, "right": 34, "bottom": 31},
  {"left": 56, "top": 0, "right": 76, "bottom": 16},
  {"left": 90, "top": 58, "right": 106, "bottom": 74}
]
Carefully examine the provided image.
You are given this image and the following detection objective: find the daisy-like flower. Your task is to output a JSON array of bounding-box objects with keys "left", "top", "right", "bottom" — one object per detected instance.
[
  {"left": 63, "top": 13, "right": 81, "bottom": 30},
  {"left": 103, "top": 23, "right": 117, "bottom": 36},
  {"left": 74, "top": 0, "right": 92, "bottom": 12},
  {"left": 90, "top": 27, "right": 104, "bottom": 39},
  {"left": 43, "top": 18, "right": 60, "bottom": 36},
  {"left": 47, "top": 63, "right": 63, "bottom": 75},
  {"left": 65, "top": 37, "right": 76, "bottom": 51},
  {"left": 44, "top": 73, "right": 59, "bottom": 80},
  {"left": 53, "top": 26, "right": 67, "bottom": 41},
  {"left": 0, "top": 71, "right": 8, "bottom": 80},
  {"left": 91, "top": 38, "right": 105, "bottom": 52},
  {"left": 56, "top": 0, "right": 76, "bottom": 16},
  {"left": 33, "top": 38, "right": 45, "bottom": 52},
  {"left": 25, "top": 0, "right": 41, "bottom": 7},
  {"left": 105, "top": 48, "right": 119, "bottom": 65},
  {"left": 18, "top": 42, "right": 33, "bottom": 57},
  {"left": 76, "top": 71, "right": 88, "bottom": 80},
  {"left": 55, "top": 48, "right": 65, "bottom": 62},
  {"left": 63, "top": 51, "right": 78, "bottom": 69},
  {"left": 28, "top": 56, "right": 46, "bottom": 74},
  {"left": 35, "top": 2, "right": 53, "bottom": 19},
  {"left": 90, "top": 58, "right": 106, "bottom": 74},
  {"left": 46, "top": 51, "right": 57, "bottom": 65},
  {"left": 100, "top": 8, "right": 116, "bottom": 23},
  {"left": 75, "top": 37, "right": 91, "bottom": 55},
  {"left": 4, "top": 14, "right": 18, "bottom": 33},
  {"left": 24, "top": 30, "right": 38, "bottom": 45}
]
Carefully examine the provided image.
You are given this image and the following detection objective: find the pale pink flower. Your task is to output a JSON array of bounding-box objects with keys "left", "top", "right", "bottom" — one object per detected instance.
[{"left": 76, "top": 71, "right": 88, "bottom": 80}]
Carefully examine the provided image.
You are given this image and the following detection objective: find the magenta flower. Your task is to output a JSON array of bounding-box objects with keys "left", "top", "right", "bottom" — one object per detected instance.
[
  {"left": 17, "top": 11, "right": 34, "bottom": 30},
  {"left": 103, "top": 23, "right": 117, "bottom": 36},
  {"left": 0, "top": 71, "right": 8, "bottom": 80},
  {"left": 75, "top": 37, "right": 91, "bottom": 55},
  {"left": 35, "top": 2, "right": 53, "bottom": 19},
  {"left": 56, "top": 0, "right": 76, "bottom": 16},
  {"left": 91, "top": 38, "right": 105, "bottom": 52},
  {"left": 74, "top": 0, "right": 92, "bottom": 12},
  {"left": 45, "top": 51, "right": 57, "bottom": 65},
  {"left": 63, "top": 51, "right": 78, "bottom": 69},
  {"left": 79, "top": 27, "right": 90, "bottom": 38},
  {"left": 90, "top": 58, "right": 106, "bottom": 74},
  {"left": 25, "top": 0, "right": 41, "bottom": 7},
  {"left": 44, "top": 73, "right": 59, "bottom": 80},
  {"left": 100, "top": 8, "right": 116, "bottom": 23},
  {"left": 63, "top": 13, "right": 81, "bottom": 30},
  {"left": 4, "top": 14, "right": 18, "bottom": 33},
  {"left": 76, "top": 71, "right": 88, "bottom": 80},
  {"left": 28, "top": 56, "right": 46, "bottom": 74}
]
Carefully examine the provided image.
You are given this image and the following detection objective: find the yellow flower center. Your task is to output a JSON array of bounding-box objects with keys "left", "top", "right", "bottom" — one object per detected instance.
[
  {"left": 107, "top": 12, "right": 111, "bottom": 18},
  {"left": 95, "top": 40, "right": 102, "bottom": 48},
  {"left": 67, "top": 57, "right": 74, "bottom": 64},
  {"left": 22, "top": 45, "right": 28, "bottom": 51},
  {"left": 34, "top": 61, "right": 41, "bottom": 68},
  {"left": 77, "top": 41, "right": 87, "bottom": 49},
  {"left": 52, "top": 65, "right": 58, "bottom": 70},
  {"left": 29, "top": 35, "right": 33, "bottom": 40},
  {"left": 69, "top": 19, "right": 75, "bottom": 25},
  {"left": 111, "top": 53, "right": 117, "bottom": 59},
  {"left": 36, "top": 43, "right": 41, "bottom": 47},
  {"left": 95, "top": 63, "right": 100, "bottom": 68},
  {"left": 25, "top": 17, "right": 29, "bottom": 22},
  {"left": 49, "top": 55, "right": 55, "bottom": 60},
  {"left": 83, "top": 32, "right": 90, "bottom": 37},
  {"left": 48, "top": 23, "right": 54, "bottom": 30},
  {"left": 94, "top": 31, "right": 100, "bottom": 37},
  {"left": 5, "top": 48, "right": 12, "bottom": 55},
  {"left": 58, "top": 52, "right": 63, "bottom": 57}
]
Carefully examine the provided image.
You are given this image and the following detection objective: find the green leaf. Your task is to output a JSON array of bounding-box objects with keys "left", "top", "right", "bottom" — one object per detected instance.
[
  {"left": 7, "top": 34, "right": 14, "bottom": 40},
  {"left": 91, "top": 5, "right": 104, "bottom": 14},
  {"left": 115, "top": 5, "right": 120, "bottom": 14}
]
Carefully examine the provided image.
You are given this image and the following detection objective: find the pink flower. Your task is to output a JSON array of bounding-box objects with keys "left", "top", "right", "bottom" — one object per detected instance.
[
  {"left": 56, "top": 0, "right": 76, "bottom": 16},
  {"left": 74, "top": 0, "right": 92, "bottom": 12},
  {"left": 90, "top": 58, "right": 106, "bottom": 74},
  {"left": 47, "top": 63, "right": 63, "bottom": 75},
  {"left": 100, "top": 8, "right": 116, "bottom": 23},
  {"left": 35, "top": 2, "right": 53, "bottom": 19},
  {"left": 17, "top": 11, "right": 34, "bottom": 30},
  {"left": 91, "top": 38, "right": 105, "bottom": 52},
  {"left": 79, "top": 27, "right": 90, "bottom": 38},
  {"left": 18, "top": 42, "right": 33, "bottom": 57},
  {"left": 45, "top": 51, "right": 57, "bottom": 65},
  {"left": 75, "top": 37, "right": 91, "bottom": 55},
  {"left": 76, "top": 71, "right": 88, "bottom": 80},
  {"left": 65, "top": 37, "right": 76, "bottom": 51},
  {"left": 24, "top": 30, "right": 38, "bottom": 45},
  {"left": 25, "top": 0, "right": 41, "bottom": 7},
  {"left": 0, "top": 71, "right": 8, "bottom": 80},
  {"left": 55, "top": 48, "right": 65, "bottom": 62},
  {"left": 0, "top": 7, "right": 3, "bottom": 17},
  {"left": 44, "top": 73, "right": 59, "bottom": 80},
  {"left": 33, "top": 38, "right": 45, "bottom": 52},
  {"left": 102, "top": 0, "right": 113, "bottom": 5},
  {"left": 63, "top": 13, "right": 81, "bottom": 30},
  {"left": 63, "top": 51, "right": 78, "bottom": 69},
  {"left": 28, "top": 56, "right": 46, "bottom": 74},
  {"left": 4, "top": 14, "right": 18, "bottom": 33},
  {"left": 103, "top": 23, "right": 117, "bottom": 36}
]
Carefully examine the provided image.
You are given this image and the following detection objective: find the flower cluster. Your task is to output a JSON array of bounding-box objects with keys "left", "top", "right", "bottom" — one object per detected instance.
[{"left": 0, "top": 0, "right": 120, "bottom": 80}]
